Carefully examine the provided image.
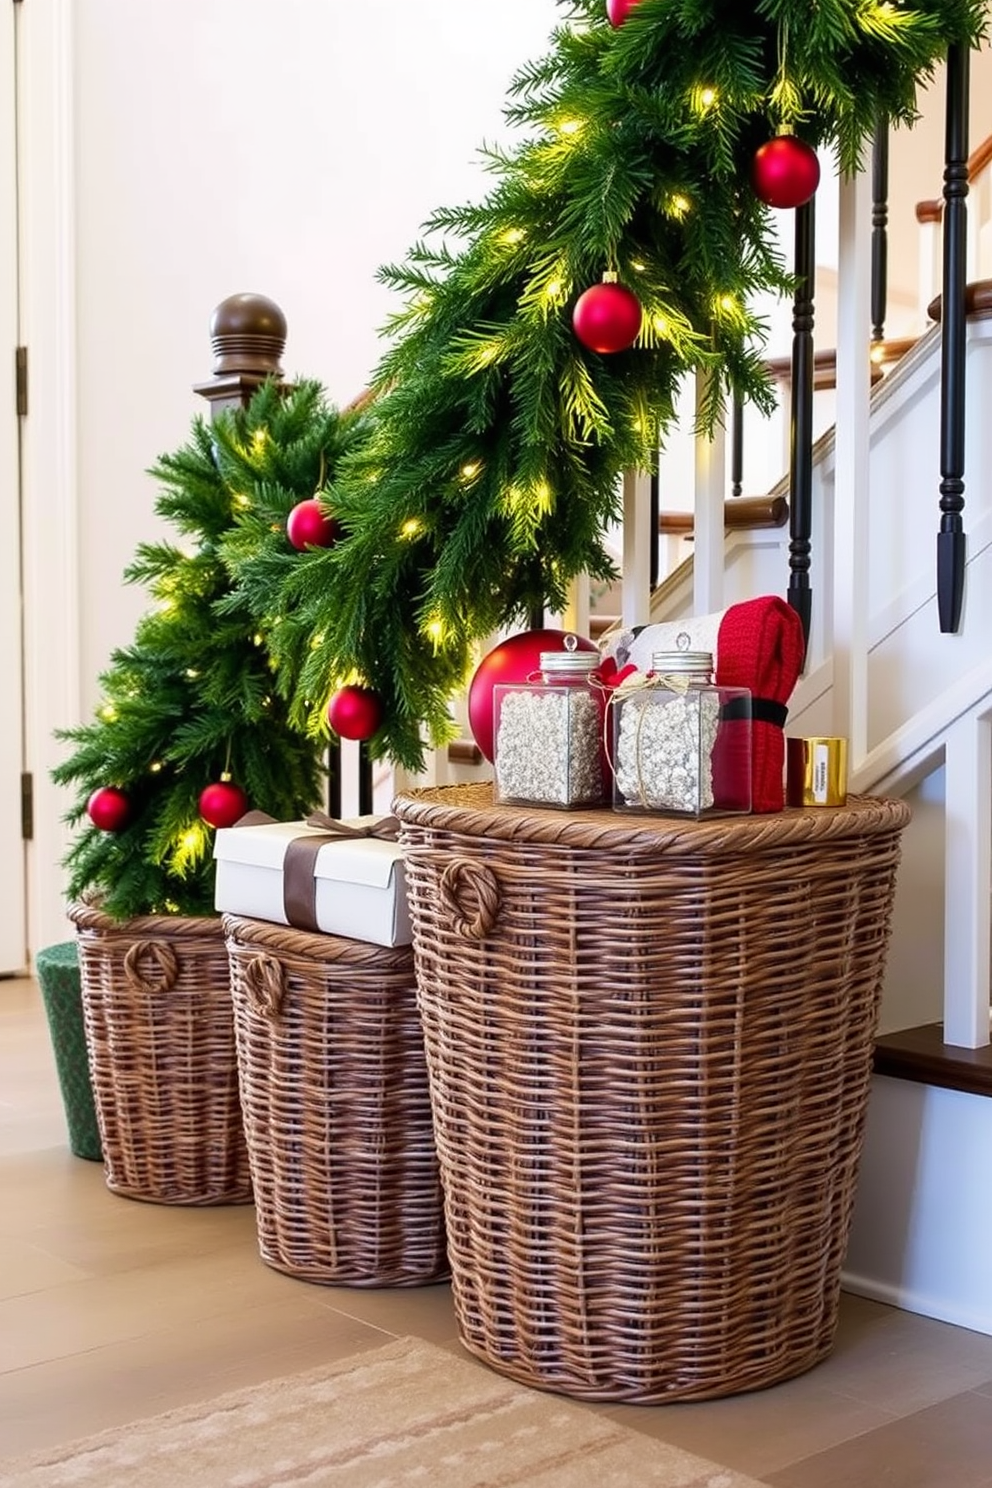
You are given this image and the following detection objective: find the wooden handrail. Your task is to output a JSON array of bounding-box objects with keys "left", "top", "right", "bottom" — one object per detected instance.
[
  {"left": 765, "top": 333, "right": 919, "bottom": 394},
  {"left": 915, "top": 129, "right": 992, "bottom": 224},
  {"left": 927, "top": 277, "right": 992, "bottom": 323},
  {"left": 659, "top": 493, "right": 789, "bottom": 535}
]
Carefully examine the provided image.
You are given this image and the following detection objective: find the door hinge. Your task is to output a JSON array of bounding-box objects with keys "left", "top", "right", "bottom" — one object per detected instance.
[
  {"left": 15, "top": 346, "right": 27, "bottom": 415},
  {"left": 21, "top": 773, "right": 33, "bottom": 841}
]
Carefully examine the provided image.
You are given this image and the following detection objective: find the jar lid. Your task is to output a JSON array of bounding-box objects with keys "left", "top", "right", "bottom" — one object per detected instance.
[
  {"left": 540, "top": 650, "right": 600, "bottom": 675},
  {"left": 651, "top": 649, "right": 713, "bottom": 672}
]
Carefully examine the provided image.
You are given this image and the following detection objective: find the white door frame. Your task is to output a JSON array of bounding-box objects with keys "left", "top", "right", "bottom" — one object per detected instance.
[
  {"left": 17, "top": 0, "right": 81, "bottom": 958},
  {"left": 1, "top": 0, "right": 26, "bottom": 973}
]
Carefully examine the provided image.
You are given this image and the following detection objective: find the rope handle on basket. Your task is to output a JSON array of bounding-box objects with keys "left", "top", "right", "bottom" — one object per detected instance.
[
  {"left": 123, "top": 940, "right": 179, "bottom": 995},
  {"left": 438, "top": 858, "right": 500, "bottom": 940},
  {"left": 242, "top": 954, "right": 285, "bottom": 1020}
]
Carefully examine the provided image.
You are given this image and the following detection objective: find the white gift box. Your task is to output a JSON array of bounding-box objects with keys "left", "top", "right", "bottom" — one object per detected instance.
[{"left": 213, "top": 816, "right": 412, "bottom": 948}]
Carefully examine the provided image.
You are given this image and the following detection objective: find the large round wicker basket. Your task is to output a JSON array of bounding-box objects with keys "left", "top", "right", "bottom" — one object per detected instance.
[
  {"left": 68, "top": 903, "right": 252, "bottom": 1206},
  {"left": 393, "top": 783, "right": 911, "bottom": 1404},
  {"left": 222, "top": 914, "right": 448, "bottom": 1287}
]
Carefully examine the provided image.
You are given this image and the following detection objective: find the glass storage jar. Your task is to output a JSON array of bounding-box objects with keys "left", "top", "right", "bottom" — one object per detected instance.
[
  {"left": 612, "top": 649, "right": 752, "bottom": 817},
  {"left": 494, "top": 639, "right": 607, "bottom": 808}
]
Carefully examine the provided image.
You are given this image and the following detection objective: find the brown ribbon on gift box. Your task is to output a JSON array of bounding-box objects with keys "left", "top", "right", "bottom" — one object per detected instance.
[{"left": 233, "top": 810, "right": 400, "bottom": 933}]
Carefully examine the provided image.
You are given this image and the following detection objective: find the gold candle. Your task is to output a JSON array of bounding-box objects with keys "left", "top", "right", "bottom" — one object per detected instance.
[{"left": 786, "top": 736, "right": 848, "bottom": 808}]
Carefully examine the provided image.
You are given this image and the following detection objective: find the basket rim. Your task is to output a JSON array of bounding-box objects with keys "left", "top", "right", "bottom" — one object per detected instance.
[
  {"left": 392, "top": 783, "right": 911, "bottom": 857},
  {"left": 67, "top": 903, "right": 225, "bottom": 940},
  {"left": 222, "top": 913, "right": 414, "bottom": 967}
]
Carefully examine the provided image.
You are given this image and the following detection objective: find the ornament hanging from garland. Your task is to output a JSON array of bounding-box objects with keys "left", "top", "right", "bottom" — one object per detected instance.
[
  {"left": 286, "top": 498, "right": 340, "bottom": 551},
  {"left": 86, "top": 785, "right": 131, "bottom": 832},
  {"left": 467, "top": 628, "right": 600, "bottom": 763},
  {"left": 327, "top": 684, "right": 384, "bottom": 742},
  {"left": 198, "top": 780, "right": 249, "bottom": 829},
  {"left": 606, "top": 0, "right": 644, "bottom": 24},
  {"left": 573, "top": 274, "right": 642, "bottom": 355},
  {"left": 751, "top": 133, "right": 821, "bottom": 210}
]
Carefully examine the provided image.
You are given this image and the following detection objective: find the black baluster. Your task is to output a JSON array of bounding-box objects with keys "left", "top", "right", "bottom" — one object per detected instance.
[
  {"left": 938, "top": 42, "right": 970, "bottom": 634},
  {"left": 358, "top": 742, "right": 374, "bottom": 815},
  {"left": 871, "top": 118, "right": 889, "bottom": 345},
  {"left": 730, "top": 392, "right": 744, "bottom": 500},
  {"left": 326, "top": 742, "right": 342, "bottom": 819},
  {"left": 787, "top": 198, "right": 815, "bottom": 655}
]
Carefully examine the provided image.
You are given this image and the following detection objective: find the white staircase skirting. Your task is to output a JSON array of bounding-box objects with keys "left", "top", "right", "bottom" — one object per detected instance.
[{"left": 843, "top": 1075, "right": 992, "bottom": 1337}]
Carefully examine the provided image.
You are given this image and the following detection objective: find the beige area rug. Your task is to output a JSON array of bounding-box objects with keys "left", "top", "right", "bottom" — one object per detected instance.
[{"left": 0, "top": 1336, "right": 772, "bottom": 1488}]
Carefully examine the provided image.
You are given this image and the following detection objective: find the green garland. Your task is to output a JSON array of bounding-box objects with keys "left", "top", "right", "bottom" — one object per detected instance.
[
  {"left": 251, "top": 0, "right": 984, "bottom": 772},
  {"left": 53, "top": 381, "right": 365, "bottom": 919}
]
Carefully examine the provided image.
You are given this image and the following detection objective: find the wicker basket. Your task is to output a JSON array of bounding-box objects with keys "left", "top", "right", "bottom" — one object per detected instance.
[
  {"left": 393, "top": 783, "right": 911, "bottom": 1403},
  {"left": 68, "top": 903, "right": 252, "bottom": 1206},
  {"left": 222, "top": 914, "right": 448, "bottom": 1287}
]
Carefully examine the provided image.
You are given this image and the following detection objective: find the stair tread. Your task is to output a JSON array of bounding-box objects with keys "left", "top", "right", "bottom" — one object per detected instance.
[{"left": 874, "top": 1023, "right": 992, "bottom": 1097}]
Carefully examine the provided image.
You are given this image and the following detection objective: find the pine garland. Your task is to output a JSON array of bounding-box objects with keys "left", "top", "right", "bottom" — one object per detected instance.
[
  {"left": 52, "top": 381, "right": 363, "bottom": 919},
  {"left": 261, "top": 0, "right": 985, "bottom": 772}
]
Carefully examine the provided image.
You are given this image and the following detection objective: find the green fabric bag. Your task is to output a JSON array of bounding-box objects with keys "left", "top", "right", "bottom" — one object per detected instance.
[{"left": 34, "top": 941, "right": 102, "bottom": 1161}]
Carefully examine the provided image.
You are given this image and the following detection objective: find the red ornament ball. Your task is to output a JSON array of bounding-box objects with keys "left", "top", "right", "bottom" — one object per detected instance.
[
  {"left": 198, "top": 780, "right": 249, "bottom": 829},
  {"left": 286, "top": 498, "right": 340, "bottom": 551},
  {"left": 573, "top": 280, "right": 642, "bottom": 355},
  {"left": 468, "top": 629, "right": 600, "bottom": 763},
  {"left": 607, "top": 0, "right": 643, "bottom": 23},
  {"left": 86, "top": 786, "right": 131, "bottom": 833},
  {"left": 751, "top": 135, "right": 821, "bottom": 210},
  {"left": 327, "top": 685, "right": 383, "bottom": 742}
]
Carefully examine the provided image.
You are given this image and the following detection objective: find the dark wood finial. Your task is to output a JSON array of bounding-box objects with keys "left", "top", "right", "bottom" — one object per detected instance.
[
  {"left": 209, "top": 292, "right": 287, "bottom": 375},
  {"left": 194, "top": 292, "right": 288, "bottom": 416}
]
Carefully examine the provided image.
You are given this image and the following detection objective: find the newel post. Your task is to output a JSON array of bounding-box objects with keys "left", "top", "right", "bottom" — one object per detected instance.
[{"left": 193, "top": 292, "right": 346, "bottom": 818}]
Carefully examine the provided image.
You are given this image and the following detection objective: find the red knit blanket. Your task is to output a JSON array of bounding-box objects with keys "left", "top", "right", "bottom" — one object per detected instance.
[{"left": 605, "top": 596, "right": 806, "bottom": 813}]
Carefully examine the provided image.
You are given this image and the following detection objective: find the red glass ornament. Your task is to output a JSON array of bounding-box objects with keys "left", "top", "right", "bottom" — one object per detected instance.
[
  {"left": 286, "top": 498, "right": 340, "bottom": 551},
  {"left": 572, "top": 280, "right": 642, "bottom": 355},
  {"left": 198, "top": 780, "right": 249, "bottom": 829},
  {"left": 327, "top": 685, "right": 383, "bottom": 742},
  {"left": 468, "top": 629, "right": 599, "bottom": 763},
  {"left": 751, "top": 135, "right": 821, "bottom": 210},
  {"left": 607, "top": 0, "right": 643, "bottom": 24},
  {"left": 86, "top": 785, "right": 131, "bottom": 832}
]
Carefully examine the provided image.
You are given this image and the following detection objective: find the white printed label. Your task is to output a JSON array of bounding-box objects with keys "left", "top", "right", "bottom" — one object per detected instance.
[{"left": 813, "top": 742, "right": 830, "bottom": 803}]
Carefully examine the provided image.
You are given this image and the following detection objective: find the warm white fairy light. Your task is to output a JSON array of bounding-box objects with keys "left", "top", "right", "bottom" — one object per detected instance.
[
  {"left": 667, "top": 193, "right": 692, "bottom": 218},
  {"left": 460, "top": 462, "right": 482, "bottom": 481},
  {"left": 100, "top": 703, "right": 117, "bottom": 722},
  {"left": 500, "top": 227, "right": 526, "bottom": 245},
  {"left": 401, "top": 518, "right": 423, "bottom": 539}
]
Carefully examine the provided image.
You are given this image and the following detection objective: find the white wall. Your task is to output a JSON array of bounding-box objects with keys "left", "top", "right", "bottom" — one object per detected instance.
[{"left": 70, "top": 0, "right": 563, "bottom": 695}]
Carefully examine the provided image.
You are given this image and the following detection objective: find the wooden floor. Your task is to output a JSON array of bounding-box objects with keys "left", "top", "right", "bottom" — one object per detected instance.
[{"left": 3, "top": 972, "right": 992, "bottom": 1486}]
